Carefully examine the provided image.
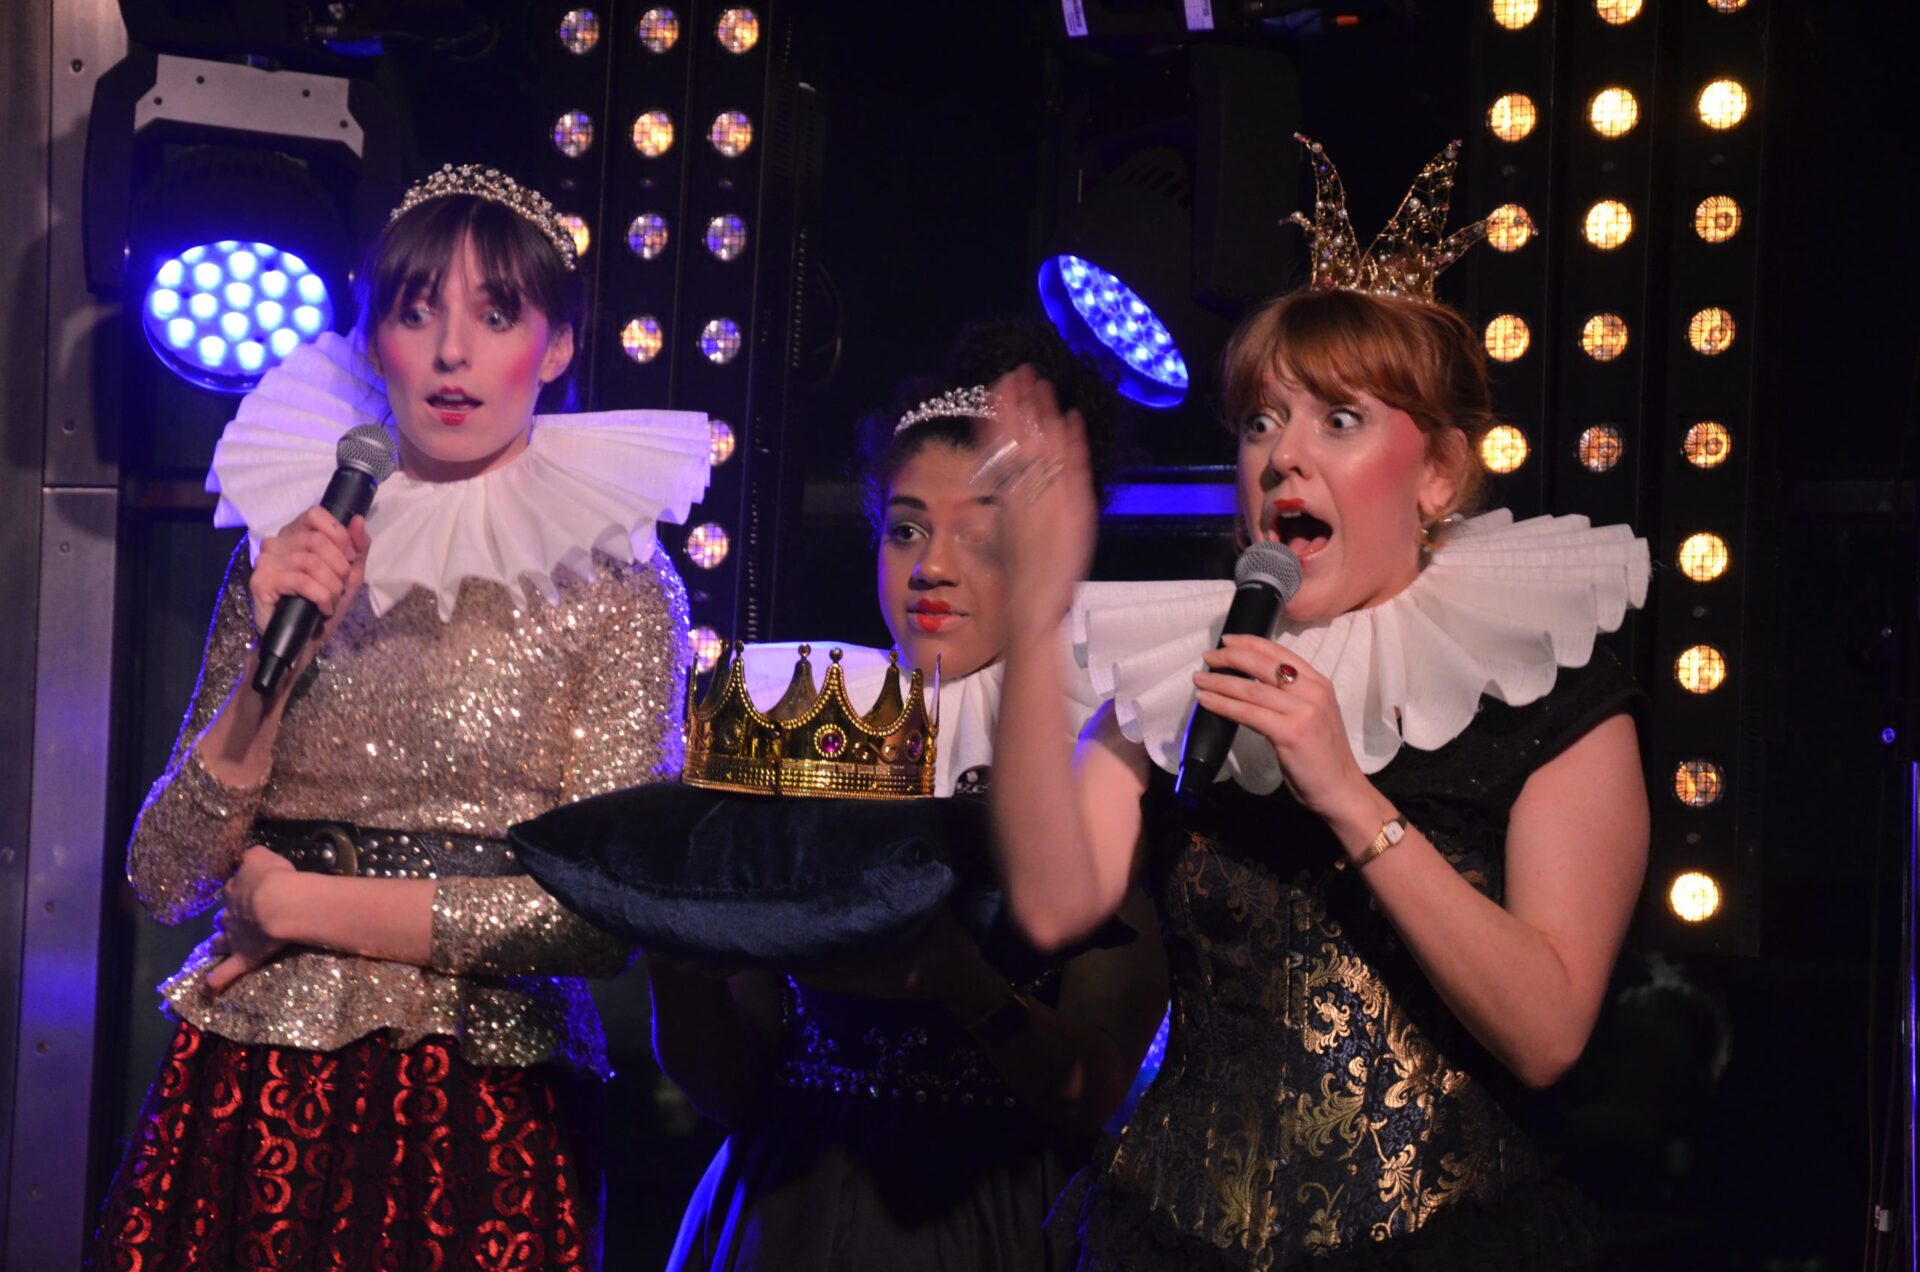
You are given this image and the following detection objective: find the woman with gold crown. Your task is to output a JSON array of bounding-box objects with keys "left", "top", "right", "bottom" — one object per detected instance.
[
  {"left": 89, "top": 165, "right": 709, "bottom": 1270},
  {"left": 634, "top": 321, "right": 1170, "bottom": 1270},
  {"left": 980, "top": 139, "right": 1650, "bottom": 1269}
]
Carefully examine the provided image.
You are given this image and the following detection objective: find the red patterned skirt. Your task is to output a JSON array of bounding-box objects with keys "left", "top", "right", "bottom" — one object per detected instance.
[{"left": 90, "top": 1021, "right": 603, "bottom": 1272}]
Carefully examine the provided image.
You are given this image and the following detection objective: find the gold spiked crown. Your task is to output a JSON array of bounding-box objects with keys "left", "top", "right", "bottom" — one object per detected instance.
[
  {"left": 682, "top": 643, "right": 939, "bottom": 799},
  {"left": 389, "top": 163, "right": 579, "bottom": 271},
  {"left": 1287, "top": 133, "right": 1511, "bottom": 303}
]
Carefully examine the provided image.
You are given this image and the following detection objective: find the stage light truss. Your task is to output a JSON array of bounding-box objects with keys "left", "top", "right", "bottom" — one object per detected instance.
[
  {"left": 1470, "top": 0, "right": 1770, "bottom": 953},
  {"left": 566, "top": 0, "right": 809, "bottom": 651},
  {"left": 1465, "top": 1, "right": 1553, "bottom": 516},
  {"left": 1644, "top": 0, "right": 1769, "bottom": 953}
]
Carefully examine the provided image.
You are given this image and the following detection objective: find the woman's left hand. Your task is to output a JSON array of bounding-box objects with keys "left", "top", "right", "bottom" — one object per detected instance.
[
  {"left": 205, "top": 845, "right": 300, "bottom": 994},
  {"left": 1193, "top": 634, "right": 1388, "bottom": 833},
  {"left": 793, "top": 909, "right": 984, "bottom": 1002}
]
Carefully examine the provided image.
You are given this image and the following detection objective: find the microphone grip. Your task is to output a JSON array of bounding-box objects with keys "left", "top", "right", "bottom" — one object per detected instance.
[
  {"left": 251, "top": 467, "right": 378, "bottom": 695},
  {"left": 1172, "top": 581, "right": 1283, "bottom": 802}
]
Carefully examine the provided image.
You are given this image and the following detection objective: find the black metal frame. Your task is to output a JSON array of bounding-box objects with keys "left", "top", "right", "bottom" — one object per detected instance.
[
  {"left": 1469, "top": 0, "right": 1769, "bottom": 956},
  {"left": 1640, "top": 0, "right": 1769, "bottom": 955}
]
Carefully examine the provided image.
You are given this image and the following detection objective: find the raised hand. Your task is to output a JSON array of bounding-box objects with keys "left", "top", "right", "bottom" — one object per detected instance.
[
  {"left": 974, "top": 365, "right": 1097, "bottom": 639},
  {"left": 793, "top": 909, "right": 983, "bottom": 1002}
]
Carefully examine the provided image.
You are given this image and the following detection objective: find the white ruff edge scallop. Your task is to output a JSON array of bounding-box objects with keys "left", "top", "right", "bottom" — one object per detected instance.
[
  {"left": 207, "top": 332, "right": 712, "bottom": 619},
  {"left": 1071, "top": 510, "right": 1651, "bottom": 794}
]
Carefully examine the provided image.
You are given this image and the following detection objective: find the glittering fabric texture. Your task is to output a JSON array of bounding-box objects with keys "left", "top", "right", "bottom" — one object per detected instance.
[
  {"left": 128, "top": 543, "right": 689, "bottom": 1076},
  {"left": 89, "top": 1021, "right": 604, "bottom": 1272},
  {"left": 1069, "top": 656, "right": 1636, "bottom": 1271}
]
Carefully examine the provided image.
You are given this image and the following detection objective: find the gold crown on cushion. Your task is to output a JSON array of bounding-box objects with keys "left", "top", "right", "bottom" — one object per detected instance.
[
  {"left": 389, "top": 163, "right": 579, "bottom": 271},
  {"left": 683, "top": 643, "right": 939, "bottom": 799},
  {"left": 1287, "top": 134, "right": 1506, "bottom": 303}
]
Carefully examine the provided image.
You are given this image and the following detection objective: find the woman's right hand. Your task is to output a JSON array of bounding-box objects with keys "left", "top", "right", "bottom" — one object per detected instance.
[
  {"left": 204, "top": 845, "right": 302, "bottom": 994},
  {"left": 247, "top": 507, "right": 371, "bottom": 675},
  {"left": 976, "top": 365, "right": 1097, "bottom": 636}
]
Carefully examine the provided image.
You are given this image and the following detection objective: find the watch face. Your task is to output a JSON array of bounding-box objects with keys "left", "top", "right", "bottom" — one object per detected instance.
[{"left": 1384, "top": 819, "right": 1406, "bottom": 845}]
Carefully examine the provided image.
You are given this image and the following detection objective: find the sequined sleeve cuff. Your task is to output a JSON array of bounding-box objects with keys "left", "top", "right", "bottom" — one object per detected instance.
[
  {"left": 125, "top": 745, "right": 267, "bottom": 924},
  {"left": 430, "top": 874, "right": 635, "bottom": 978}
]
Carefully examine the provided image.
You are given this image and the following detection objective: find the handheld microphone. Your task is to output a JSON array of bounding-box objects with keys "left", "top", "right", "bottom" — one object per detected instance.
[
  {"left": 252, "top": 423, "right": 400, "bottom": 695},
  {"left": 1173, "top": 542, "right": 1303, "bottom": 802}
]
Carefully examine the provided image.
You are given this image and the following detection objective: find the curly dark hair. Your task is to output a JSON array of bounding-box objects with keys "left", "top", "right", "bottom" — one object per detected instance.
[{"left": 856, "top": 319, "right": 1120, "bottom": 536}]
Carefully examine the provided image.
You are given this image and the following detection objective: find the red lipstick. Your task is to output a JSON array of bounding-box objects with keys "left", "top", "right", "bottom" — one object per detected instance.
[
  {"left": 427, "top": 385, "right": 482, "bottom": 426},
  {"left": 907, "top": 598, "right": 960, "bottom": 633}
]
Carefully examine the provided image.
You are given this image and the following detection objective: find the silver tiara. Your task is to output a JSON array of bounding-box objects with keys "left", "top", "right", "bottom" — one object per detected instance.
[
  {"left": 388, "top": 163, "right": 579, "bottom": 272},
  {"left": 893, "top": 385, "right": 997, "bottom": 436}
]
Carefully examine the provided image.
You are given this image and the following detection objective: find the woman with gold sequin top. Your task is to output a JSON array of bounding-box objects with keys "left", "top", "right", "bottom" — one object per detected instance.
[
  {"left": 90, "top": 166, "right": 709, "bottom": 1272},
  {"left": 981, "top": 142, "right": 1651, "bottom": 1270},
  {"left": 651, "top": 322, "right": 1170, "bottom": 1271}
]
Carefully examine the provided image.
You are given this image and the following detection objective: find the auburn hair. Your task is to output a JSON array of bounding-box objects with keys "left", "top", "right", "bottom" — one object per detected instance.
[{"left": 1219, "top": 288, "right": 1492, "bottom": 526}]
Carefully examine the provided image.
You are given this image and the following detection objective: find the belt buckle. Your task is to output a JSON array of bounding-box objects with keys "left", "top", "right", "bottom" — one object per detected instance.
[{"left": 315, "top": 824, "right": 359, "bottom": 876}]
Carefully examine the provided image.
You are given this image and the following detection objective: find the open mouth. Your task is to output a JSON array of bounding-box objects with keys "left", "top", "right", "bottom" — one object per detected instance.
[
  {"left": 1269, "top": 506, "right": 1334, "bottom": 559},
  {"left": 427, "top": 389, "right": 483, "bottom": 422}
]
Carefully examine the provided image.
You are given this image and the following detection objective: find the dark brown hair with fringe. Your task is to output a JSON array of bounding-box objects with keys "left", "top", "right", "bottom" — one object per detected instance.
[{"left": 354, "top": 194, "right": 584, "bottom": 412}]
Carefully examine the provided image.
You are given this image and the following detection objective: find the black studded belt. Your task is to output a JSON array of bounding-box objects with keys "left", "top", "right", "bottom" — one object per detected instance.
[{"left": 252, "top": 819, "right": 524, "bottom": 880}]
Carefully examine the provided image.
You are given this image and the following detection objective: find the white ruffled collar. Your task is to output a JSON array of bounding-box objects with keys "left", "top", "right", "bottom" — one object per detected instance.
[
  {"left": 1071, "top": 510, "right": 1650, "bottom": 794},
  {"left": 739, "top": 641, "right": 1101, "bottom": 798},
  {"left": 207, "top": 332, "right": 712, "bottom": 619}
]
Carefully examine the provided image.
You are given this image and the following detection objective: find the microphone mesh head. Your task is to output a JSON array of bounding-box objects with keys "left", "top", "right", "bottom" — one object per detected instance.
[
  {"left": 1234, "top": 541, "right": 1303, "bottom": 601},
  {"left": 336, "top": 423, "right": 400, "bottom": 482}
]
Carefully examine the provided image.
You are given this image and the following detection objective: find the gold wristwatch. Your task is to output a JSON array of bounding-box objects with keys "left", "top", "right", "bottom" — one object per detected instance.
[{"left": 1346, "top": 815, "right": 1408, "bottom": 869}]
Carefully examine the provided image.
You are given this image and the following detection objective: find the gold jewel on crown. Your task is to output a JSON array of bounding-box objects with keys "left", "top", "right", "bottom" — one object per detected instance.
[
  {"left": 683, "top": 643, "right": 939, "bottom": 799},
  {"left": 1286, "top": 134, "right": 1509, "bottom": 303},
  {"left": 893, "top": 385, "right": 997, "bottom": 436},
  {"left": 389, "top": 163, "right": 579, "bottom": 272}
]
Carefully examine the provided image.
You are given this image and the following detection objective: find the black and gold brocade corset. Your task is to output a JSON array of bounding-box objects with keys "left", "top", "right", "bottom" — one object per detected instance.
[{"left": 1093, "top": 656, "right": 1637, "bottom": 1270}]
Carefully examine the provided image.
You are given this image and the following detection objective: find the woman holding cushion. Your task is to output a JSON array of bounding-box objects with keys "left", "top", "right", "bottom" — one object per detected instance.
[
  {"left": 982, "top": 140, "right": 1651, "bottom": 1270},
  {"left": 651, "top": 321, "right": 1170, "bottom": 1271}
]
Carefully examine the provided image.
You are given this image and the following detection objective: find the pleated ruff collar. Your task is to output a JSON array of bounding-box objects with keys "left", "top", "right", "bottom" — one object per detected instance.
[
  {"left": 208, "top": 332, "right": 712, "bottom": 619},
  {"left": 1070, "top": 510, "right": 1650, "bottom": 794}
]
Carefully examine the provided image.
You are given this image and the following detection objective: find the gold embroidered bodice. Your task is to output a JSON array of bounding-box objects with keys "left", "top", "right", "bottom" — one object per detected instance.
[{"left": 1080, "top": 655, "right": 1636, "bottom": 1269}]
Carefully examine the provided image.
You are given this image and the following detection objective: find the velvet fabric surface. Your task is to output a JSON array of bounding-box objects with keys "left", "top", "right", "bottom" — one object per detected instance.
[
  {"left": 512, "top": 784, "right": 1129, "bottom": 977},
  {"left": 514, "top": 785, "right": 969, "bottom": 970}
]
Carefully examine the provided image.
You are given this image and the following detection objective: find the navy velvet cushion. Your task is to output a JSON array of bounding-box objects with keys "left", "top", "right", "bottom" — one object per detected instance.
[{"left": 509, "top": 784, "right": 998, "bottom": 970}]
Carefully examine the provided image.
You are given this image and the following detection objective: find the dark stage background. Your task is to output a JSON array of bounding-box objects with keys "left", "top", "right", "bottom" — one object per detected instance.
[{"left": 1, "top": 1, "right": 1915, "bottom": 1267}]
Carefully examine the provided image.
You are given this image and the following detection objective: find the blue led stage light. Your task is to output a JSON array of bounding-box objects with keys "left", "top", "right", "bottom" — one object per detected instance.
[
  {"left": 1037, "top": 254, "right": 1189, "bottom": 409},
  {"left": 140, "top": 240, "right": 334, "bottom": 392}
]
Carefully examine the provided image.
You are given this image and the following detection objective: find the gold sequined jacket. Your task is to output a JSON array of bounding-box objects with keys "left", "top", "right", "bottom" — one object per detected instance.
[{"left": 127, "top": 544, "right": 690, "bottom": 1078}]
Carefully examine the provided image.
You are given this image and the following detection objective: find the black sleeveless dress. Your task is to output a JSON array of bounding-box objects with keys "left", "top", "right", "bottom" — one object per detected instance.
[
  {"left": 1064, "top": 653, "right": 1640, "bottom": 1272},
  {"left": 665, "top": 769, "right": 1091, "bottom": 1271}
]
